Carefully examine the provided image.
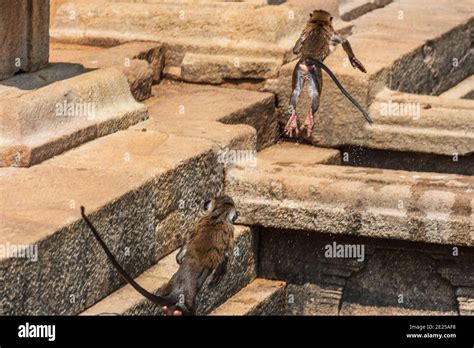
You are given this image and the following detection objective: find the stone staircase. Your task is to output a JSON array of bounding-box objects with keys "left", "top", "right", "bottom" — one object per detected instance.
[
  {"left": 1, "top": 0, "right": 473, "bottom": 317},
  {"left": 226, "top": 143, "right": 474, "bottom": 315},
  {"left": 0, "top": 82, "right": 282, "bottom": 315}
]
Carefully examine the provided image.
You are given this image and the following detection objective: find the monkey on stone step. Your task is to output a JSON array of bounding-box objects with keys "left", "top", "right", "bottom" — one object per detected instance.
[
  {"left": 284, "top": 9, "right": 373, "bottom": 138},
  {"left": 80, "top": 195, "right": 239, "bottom": 316}
]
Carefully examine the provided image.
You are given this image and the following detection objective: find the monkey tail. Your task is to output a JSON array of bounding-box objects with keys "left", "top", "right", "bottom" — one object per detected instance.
[
  {"left": 306, "top": 58, "right": 373, "bottom": 125},
  {"left": 80, "top": 206, "right": 170, "bottom": 307}
]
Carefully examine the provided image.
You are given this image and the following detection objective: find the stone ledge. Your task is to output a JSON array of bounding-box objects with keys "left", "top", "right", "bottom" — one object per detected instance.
[
  {"left": 209, "top": 278, "right": 287, "bottom": 315},
  {"left": 226, "top": 145, "right": 474, "bottom": 247},
  {"left": 440, "top": 76, "right": 474, "bottom": 100},
  {"left": 136, "top": 82, "right": 277, "bottom": 150},
  {"left": 0, "top": 68, "right": 148, "bottom": 167},
  {"left": 49, "top": 0, "right": 325, "bottom": 83},
  {"left": 366, "top": 88, "right": 474, "bottom": 156},
  {"left": 50, "top": 42, "right": 166, "bottom": 100}
]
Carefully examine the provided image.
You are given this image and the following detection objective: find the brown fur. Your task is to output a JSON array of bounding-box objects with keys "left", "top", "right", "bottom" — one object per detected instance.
[
  {"left": 293, "top": 10, "right": 334, "bottom": 61},
  {"left": 81, "top": 195, "right": 238, "bottom": 316}
]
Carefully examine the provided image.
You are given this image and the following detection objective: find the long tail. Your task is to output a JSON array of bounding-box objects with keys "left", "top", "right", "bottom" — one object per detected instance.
[
  {"left": 80, "top": 206, "right": 170, "bottom": 306},
  {"left": 307, "top": 58, "right": 373, "bottom": 125}
]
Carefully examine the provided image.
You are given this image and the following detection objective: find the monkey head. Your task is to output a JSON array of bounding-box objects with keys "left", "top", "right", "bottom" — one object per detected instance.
[
  {"left": 203, "top": 195, "right": 240, "bottom": 224},
  {"left": 309, "top": 9, "right": 333, "bottom": 24}
]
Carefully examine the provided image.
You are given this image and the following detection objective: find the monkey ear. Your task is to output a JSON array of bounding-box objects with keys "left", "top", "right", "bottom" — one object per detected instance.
[{"left": 203, "top": 199, "right": 213, "bottom": 212}]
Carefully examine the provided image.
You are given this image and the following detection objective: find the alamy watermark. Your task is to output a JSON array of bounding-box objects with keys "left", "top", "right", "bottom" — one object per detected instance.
[
  {"left": 379, "top": 100, "right": 420, "bottom": 119},
  {"left": 55, "top": 100, "right": 96, "bottom": 118},
  {"left": 18, "top": 322, "right": 55, "bottom": 341},
  {"left": 0, "top": 242, "right": 38, "bottom": 262},
  {"left": 217, "top": 147, "right": 257, "bottom": 167},
  {"left": 324, "top": 241, "right": 365, "bottom": 262}
]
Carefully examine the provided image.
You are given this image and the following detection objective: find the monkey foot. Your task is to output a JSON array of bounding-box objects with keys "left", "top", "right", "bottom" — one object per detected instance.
[
  {"left": 300, "top": 114, "right": 314, "bottom": 137},
  {"left": 161, "top": 306, "right": 183, "bottom": 316},
  {"left": 284, "top": 113, "right": 299, "bottom": 137}
]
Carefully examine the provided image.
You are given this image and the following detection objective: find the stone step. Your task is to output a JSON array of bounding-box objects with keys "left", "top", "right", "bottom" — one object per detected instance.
[
  {"left": 340, "top": 0, "right": 393, "bottom": 21},
  {"left": 50, "top": 1, "right": 299, "bottom": 54},
  {"left": 181, "top": 53, "right": 281, "bottom": 84},
  {"left": 0, "top": 68, "right": 148, "bottom": 167},
  {"left": 209, "top": 278, "right": 287, "bottom": 316},
  {"left": 440, "top": 75, "right": 474, "bottom": 100},
  {"left": 0, "top": 42, "right": 165, "bottom": 168},
  {"left": 136, "top": 82, "right": 278, "bottom": 151},
  {"left": 225, "top": 143, "right": 474, "bottom": 247},
  {"left": 1, "top": 42, "right": 164, "bottom": 102},
  {"left": 50, "top": 0, "right": 351, "bottom": 83},
  {"left": 49, "top": 42, "right": 166, "bottom": 101},
  {"left": 81, "top": 225, "right": 257, "bottom": 316},
  {"left": 366, "top": 88, "right": 474, "bottom": 156},
  {"left": 0, "top": 84, "right": 275, "bottom": 315}
]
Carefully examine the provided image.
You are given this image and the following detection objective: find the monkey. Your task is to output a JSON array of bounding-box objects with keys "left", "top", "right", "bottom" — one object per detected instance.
[
  {"left": 284, "top": 9, "right": 373, "bottom": 138},
  {"left": 80, "top": 195, "right": 240, "bottom": 316}
]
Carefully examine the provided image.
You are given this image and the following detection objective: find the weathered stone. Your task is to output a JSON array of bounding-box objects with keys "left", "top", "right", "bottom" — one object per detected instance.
[
  {"left": 440, "top": 75, "right": 474, "bottom": 100},
  {"left": 258, "top": 228, "right": 473, "bottom": 315},
  {"left": 339, "top": 0, "right": 393, "bottom": 21},
  {"left": 287, "top": 283, "right": 344, "bottom": 315},
  {"left": 135, "top": 82, "right": 277, "bottom": 151},
  {"left": 226, "top": 144, "right": 474, "bottom": 247},
  {"left": 182, "top": 53, "right": 281, "bottom": 84},
  {"left": 50, "top": 42, "right": 166, "bottom": 99},
  {"left": 0, "top": 63, "right": 86, "bottom": 100},
  {"left": 209, "top": 278, "right": 287, "bottom": 315},
  {"left": 50, "top": 0, "right": 340, "bottom": 83},
  {"left": 0, "top": 68, "right": 148, "bottom": 167},
  {"left": 257, "top": 142, "right": 341, "bottom": 165},
  {"left": 0, "top": 0, "right": 50, "bottom": 80},
  {"left": 341, "top": 250, "right": 458, "bottom": 315},
  {"left": 367, "top": 89, "right": 474, "bottom": 156}
]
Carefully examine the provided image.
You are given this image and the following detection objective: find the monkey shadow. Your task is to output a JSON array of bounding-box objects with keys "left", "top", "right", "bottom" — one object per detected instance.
[{"left": 0, "top": 63, "right": 95, "bottom": 93}]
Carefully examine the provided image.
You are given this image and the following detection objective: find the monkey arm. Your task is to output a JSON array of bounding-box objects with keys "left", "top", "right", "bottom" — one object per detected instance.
[
  {"left": 330, "top": 34, "right": 367, "bottom": 73},
  {"left": 293, "top": 37, "right": 303, "bottom": 55},
  {"left": 208, "top": 255, "right": 229, "bottom": 287},
  {"left": 293, "top": 26, "right": 311, "bottom": 55},
  {"left": 330, "top": 33, "right": 355, "bottom": 58}
]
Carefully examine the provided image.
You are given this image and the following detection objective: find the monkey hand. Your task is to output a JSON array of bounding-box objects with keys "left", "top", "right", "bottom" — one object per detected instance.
[
  {"left": 161, "top": 306, "right": 183, "bottom": 316},
  {"left": 350, "top": 57, "right": 367, "bottom": 73}
]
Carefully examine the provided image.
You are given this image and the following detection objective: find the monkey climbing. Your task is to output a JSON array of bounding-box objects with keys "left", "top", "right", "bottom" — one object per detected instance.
[
  {"left": 284, "top": 9, "right": 373, "bottom": 138},
  {"left": 81, "top": 195, "right": 239, "bottom": 316}
]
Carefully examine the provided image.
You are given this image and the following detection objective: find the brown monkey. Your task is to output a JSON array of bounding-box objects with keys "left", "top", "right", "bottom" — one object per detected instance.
[
  {"left": 284, "top": 9, "right": 372, "bottom": 137},
  {"left": 81, "top": 195, "right": 239, "bottom": 316}
]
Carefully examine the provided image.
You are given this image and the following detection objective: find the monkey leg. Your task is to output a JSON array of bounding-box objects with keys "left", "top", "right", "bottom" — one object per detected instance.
[
  {"left": 284, "top": 63, "right": 306, "bottom": 137},
  {"left": 301, "top": 67, "right": 322, "bottom": 137}
]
